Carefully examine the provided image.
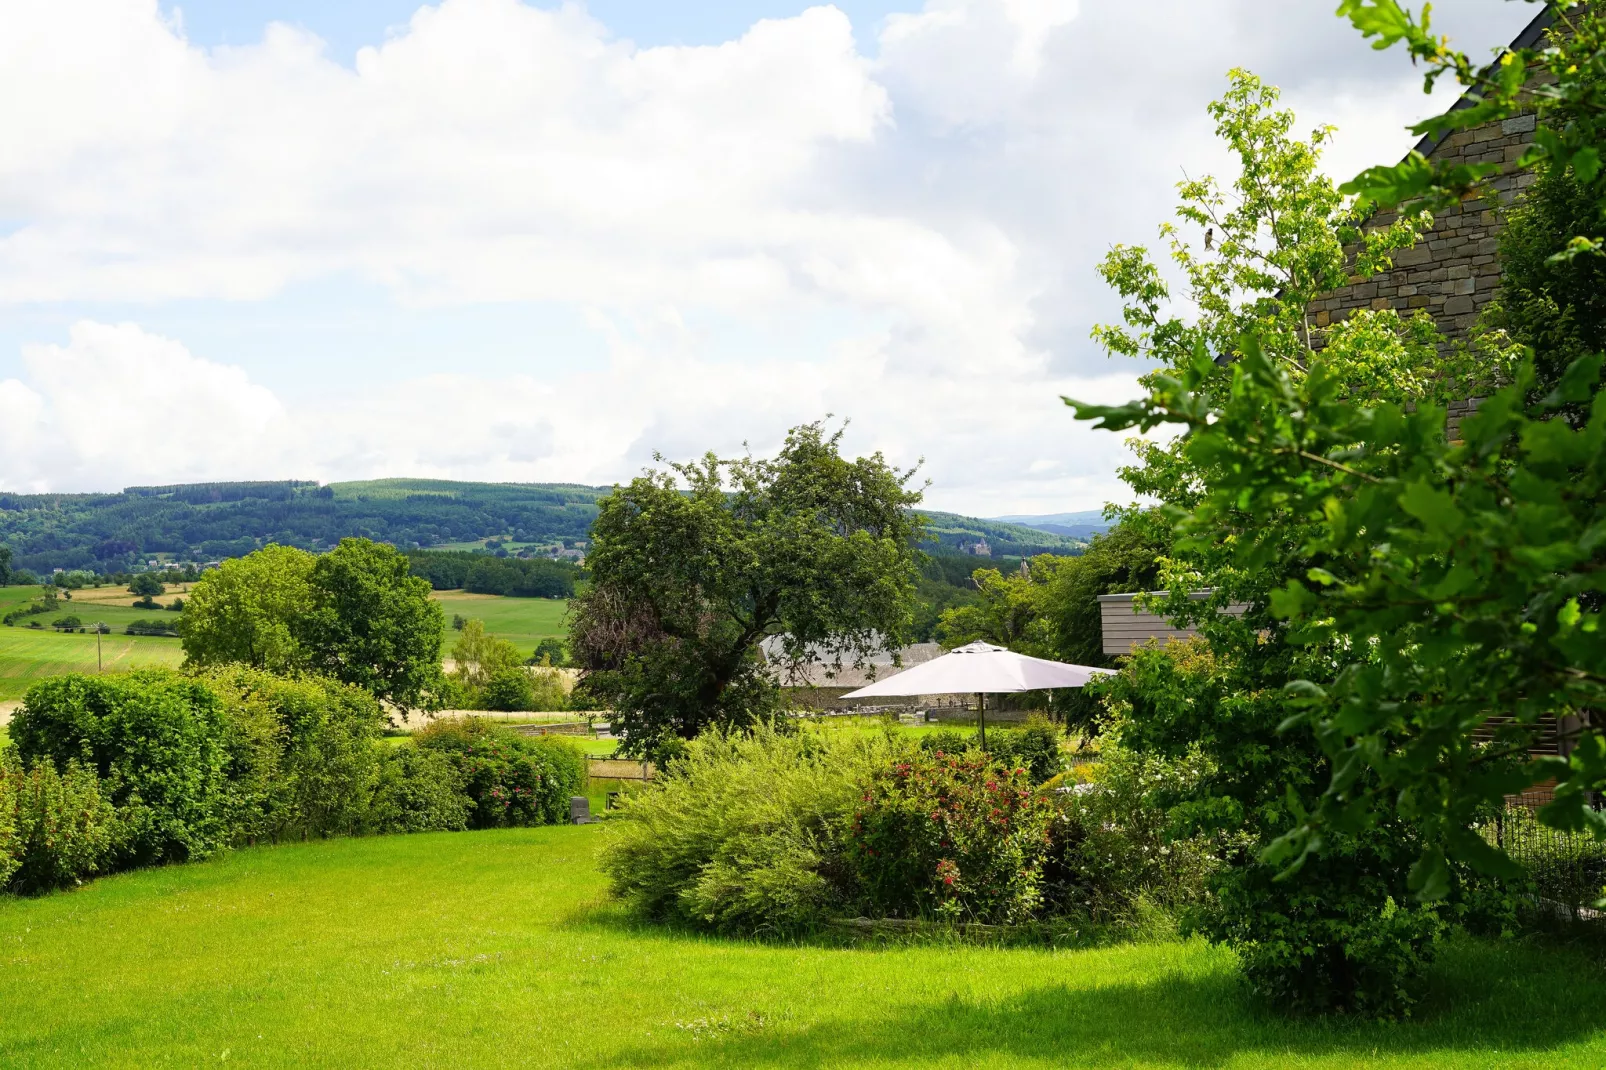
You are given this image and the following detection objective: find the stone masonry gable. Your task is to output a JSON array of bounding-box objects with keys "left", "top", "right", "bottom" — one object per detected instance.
[{"left": 1308, "top": 10, "right": 1557, "bottom": 354}]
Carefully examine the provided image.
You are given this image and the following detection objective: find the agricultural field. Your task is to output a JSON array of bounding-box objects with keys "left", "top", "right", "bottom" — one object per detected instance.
[
  {"left": 0, "top": 628, "right": 184, "bottom": 702},
  {"left": 0, "top": 827, "right": 1603, "bottom": 1068},
  {"left": 431, "top": 589, "right": 568, "bottom": 653},
  {"left": 1, "top": 583, "right": 188, "bottom": 628}
]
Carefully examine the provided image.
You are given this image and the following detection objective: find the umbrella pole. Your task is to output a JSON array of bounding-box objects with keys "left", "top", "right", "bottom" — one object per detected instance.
[{"left": 977, "top": 692, "right": 986, "bottom": 752}]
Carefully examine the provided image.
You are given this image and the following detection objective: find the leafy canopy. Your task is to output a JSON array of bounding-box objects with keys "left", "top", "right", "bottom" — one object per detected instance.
[
  {"left": 183, "top": 538, "right": 444, "bottom": 713},
  {"left": 570, "top": 421, "right": 925, "bottom": 758},
  {"left": 1068, "top": 4, "right": 1606, "bottom": 904}
]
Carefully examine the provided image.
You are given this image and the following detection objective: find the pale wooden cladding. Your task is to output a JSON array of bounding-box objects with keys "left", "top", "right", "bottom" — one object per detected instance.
[{"left": 1097, "top": 591, "right": 1249, "bottom": 656}]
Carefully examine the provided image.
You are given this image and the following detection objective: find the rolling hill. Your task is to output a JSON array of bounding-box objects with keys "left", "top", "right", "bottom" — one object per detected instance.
[
  {"left": 0, "top": 479, "right": 1088, "bottom": 575},
  {"left": 989, "top": 510, "right": 1114, "bottom": 540}
]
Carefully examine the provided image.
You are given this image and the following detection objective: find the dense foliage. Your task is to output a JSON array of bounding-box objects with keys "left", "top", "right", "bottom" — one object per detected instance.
[
  {"left": 1058, "top": 68, "right": 1534, "bottom": 1013},
  {"left": 0, "top": 755, "right": 120, "bottom": 894},
  {"left": 1068, "top": 6, "right": 1606, "bottom": 918},
  {"left": 0, "top": 479, "right": 606, "bottom": 575},
  {"left": 571, "top": 422, "right": 926, "bottom": 759},
  {"left": 601, "top": 723, "right": 1204, "bottom": 935},
  {"left": 1494, "top": 163, "right": 1606, "bottom": 396},
  {"left": 406, "top": 551, "right": 581, "bottom": 597},
  {"left": 297, "top": 539, "right": 445, "bottom": 712},
  {"left": 849, "top": 749, "right": 1054, "bottom": 924},
  {"left": 12, "top": 671, "right": 233, "bottom": 866},
  {"left": 183, "top": 538, "right": 445, "bottom": 713},
  {"left": 205, "top": 667, "right": 387, "bottom": 843},
  {"left": 411, "top": 719, "right": 585, "bottom": 829},
  {"left": 1, "top": 668, "right": 582, "bottom": 896}
]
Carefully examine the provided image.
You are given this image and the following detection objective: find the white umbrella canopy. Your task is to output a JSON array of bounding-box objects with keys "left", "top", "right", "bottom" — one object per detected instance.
[{"left": 841, "top": 641, "right": 1113, "bottom": 698}]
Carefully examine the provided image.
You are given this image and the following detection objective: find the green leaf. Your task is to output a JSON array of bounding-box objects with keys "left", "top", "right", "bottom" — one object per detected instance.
[
  {"left": 1408, "top": 847, "right": 1451, "bottom": 902},
  {"left": 1572, "top": 146, "right": 1602, "bottom": 185},
  {"left": 1398, "top": 481, "right": 1465, "bottom": 537}
]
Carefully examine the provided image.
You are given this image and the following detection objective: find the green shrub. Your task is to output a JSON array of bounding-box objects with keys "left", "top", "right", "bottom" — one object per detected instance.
[
  {"left": 848, "top": 748, "right": 1054, "bottom": 924},
  {"left": 530, "top": 638, "right": 568, "bottom": 666},
  {"left": 1040, "top": 747, "right": 1215, "bottom": 922},
  {"left": 206, "top": 667, "right": 385, "bottom": 842},
  {"left": 602, "top": 724, "right": 895, "bottom": 933},
  {"left": 0, "top": 755, "right": 120, "bottom": 894},
  {"left": 0, "top": 774, "right": 15, "bottom": 891},
  {"left": 1099, "top": 640, "right": 1505, "bottom": 1016},
  {"left": 989, "top": 715, "right": 1063, "bottom": 785},
  {"left": 917, "top": 729, "right": 971, "bottom": 757},
  {"left": 368, "top": 745, "right": 470, "bottom": 834},
  {"left": 412, "top": 718, "right": 584, "bottom": 828},
  {"left": 11, "top": 672, "right": 230, "bottom": 865},
  {"left": 482, "top": 667, "right": 536, "bottom": 712},
  {"left": 528, "top": 666, "right": 568, "bottom": 711}
]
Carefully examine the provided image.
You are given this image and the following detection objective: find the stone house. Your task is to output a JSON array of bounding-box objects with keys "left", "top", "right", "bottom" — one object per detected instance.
[
  {"left": 1308, "top": 8, "right": 1555, "bottom": 424},
  {"left": 1100, "top": 9, "right": 1555, "bottom": 647}
]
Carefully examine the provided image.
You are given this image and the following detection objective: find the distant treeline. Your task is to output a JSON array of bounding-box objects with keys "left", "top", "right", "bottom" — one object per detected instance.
[
  {"left": 0, "top": 478, "right": 606, "bottom": 575},
  {"left": 0, "top": 476, "right": 1085, "bottom": 583},
  {"left": 407, "top": 551, "right": 581, "bottom": 598}
]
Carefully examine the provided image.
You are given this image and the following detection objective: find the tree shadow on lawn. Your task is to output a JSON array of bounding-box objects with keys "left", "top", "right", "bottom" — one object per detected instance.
[{"left": 579, "top": 935, "right": 1606, "bottom": 1069}]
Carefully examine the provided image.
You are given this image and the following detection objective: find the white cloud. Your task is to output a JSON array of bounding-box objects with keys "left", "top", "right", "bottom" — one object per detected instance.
[
  {"left": 0, "top": 322, "right": 286, "bottom": 491},
  {"left": 0, "top": 0, "right": 1540, "bottom": 511},
  {"left": 0, "top": 319, "right": 1141, "bottom": 513}
]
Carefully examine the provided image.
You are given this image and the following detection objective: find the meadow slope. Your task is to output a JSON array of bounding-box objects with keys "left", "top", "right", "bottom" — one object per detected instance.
[{"left": 1, "top": 828, "right": 1603, "bottom": 1069}]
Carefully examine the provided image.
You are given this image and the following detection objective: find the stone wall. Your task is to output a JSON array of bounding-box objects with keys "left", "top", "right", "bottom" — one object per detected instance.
[{"left": 1308, "top": 112, "right": 1538, "bottom": 352}]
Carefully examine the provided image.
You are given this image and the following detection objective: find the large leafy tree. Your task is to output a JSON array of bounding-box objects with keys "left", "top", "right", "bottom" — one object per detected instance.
[
  {"left": 296, "top": 538, "right": 445, "bottom": 714},
  {"left": 181, "top": 545, "right": 315, "bottom": 672},
  {"left": 1066, "top": 70, "right": 1525, "bottom": 1013},
  {"left": 570, "top": 422, "right": 924, "bottom": 758},
  {"left": 1069, "top": 2, "right": 1606, "bottom": 923},
  {"left": 183, "top": 538, "right": 444, "bottom": 713}
]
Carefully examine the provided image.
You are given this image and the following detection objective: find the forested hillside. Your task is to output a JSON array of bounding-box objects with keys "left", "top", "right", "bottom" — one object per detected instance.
[
  {"left": 0, "top": 479, "right": 605, "bottom": 574},
  {"left": 0, "top": 478, "right": 1085, "bottom": 575}
]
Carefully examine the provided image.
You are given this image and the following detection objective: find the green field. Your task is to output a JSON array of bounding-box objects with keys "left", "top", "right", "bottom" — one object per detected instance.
[
  {"left": 0, "top": 586, "right": 560, "bottom": 702},
  {"left": 0, "top": 584, "right": 184, "bottom": 633},
  {"left": 0, "top": 828, "right": 1602, "bottom": 1068},
  {"left": 0, "top": 627, "right": 184, "bottom": 702},
  {"left": 432, "top": 589, "right": 568, "bottom": 653}
]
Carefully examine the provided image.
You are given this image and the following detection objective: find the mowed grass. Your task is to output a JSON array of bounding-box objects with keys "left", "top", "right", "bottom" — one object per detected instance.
[
  {"left": 0, "top": 627, "right": 184, "bottom": 702},
  {"left": 1, "top": 830, "right": 1604, "bottom": 1069},
  {"left": 432, "top": 589, "right": 568, "bottom": 651}
]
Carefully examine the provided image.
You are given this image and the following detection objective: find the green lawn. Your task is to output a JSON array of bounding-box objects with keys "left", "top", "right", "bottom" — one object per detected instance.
[
  {"left": 433, "top": 589, "right": 568, "bottom": 652},
  {"left": 0, "top": 829, "right": 1603, "bottom": 1068},
  {"left": 0, "top": 627, "right": 185, "bottom": 702}
]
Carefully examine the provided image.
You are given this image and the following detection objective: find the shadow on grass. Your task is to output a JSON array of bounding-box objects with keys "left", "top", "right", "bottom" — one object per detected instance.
[
  {"left": 565, "top": 897, "right": 1167, "bottom": 954},
  {"left": 578, "top": 935, "right": 1606, "bottom": 1068}
]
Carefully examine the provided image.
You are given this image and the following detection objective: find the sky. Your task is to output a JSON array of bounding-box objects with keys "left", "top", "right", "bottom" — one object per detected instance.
[{"left": 0, "top": 0, "right": 1542, "bottom": 514}]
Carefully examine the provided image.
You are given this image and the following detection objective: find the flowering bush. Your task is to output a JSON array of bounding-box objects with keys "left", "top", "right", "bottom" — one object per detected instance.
[{"left": 848, "top": 749, "right": 1054, "bottom": 924}]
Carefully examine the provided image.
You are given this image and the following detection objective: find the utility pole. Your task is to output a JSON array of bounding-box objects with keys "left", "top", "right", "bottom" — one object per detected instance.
[{"left": 96, "top": 624, "right": 102, "bottom": 672}]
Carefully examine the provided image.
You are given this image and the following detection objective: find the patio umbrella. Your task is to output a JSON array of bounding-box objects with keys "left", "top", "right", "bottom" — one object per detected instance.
[{"left": 840, "top": 641, "right": 1114, "bottom": 750}]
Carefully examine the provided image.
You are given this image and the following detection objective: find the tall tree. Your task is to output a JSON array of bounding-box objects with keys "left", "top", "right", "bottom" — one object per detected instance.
[
  {"left": 1064, "top": 1, "right": 1606, "bottom": 994},
  {"left": 181, "top": 538, "right": 444, "bottom": 713},
  {"left": 570, "top": 422, "right": 924, "bottom": 758},
  {"left": 1064, "top": 70, "right": 1521, "bottom": 1013},
  {"left": 181, "top": 546, "right": 315, "bottom": 672},
  {"left": 295, "top": 538, "right": 445, "bottom": 715},
  {"left": 449, "top": 619, "right": 524, "bottom": 691}
]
